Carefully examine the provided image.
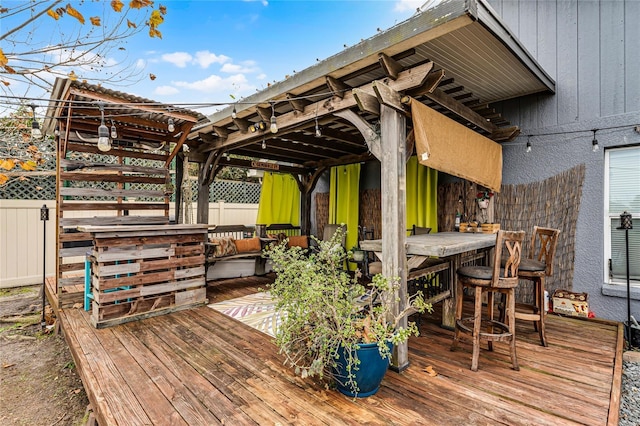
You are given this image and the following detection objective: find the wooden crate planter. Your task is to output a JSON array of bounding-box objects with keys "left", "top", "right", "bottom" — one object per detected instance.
[{"left": 81, "top": 225, "right": 209, "bottom": 328}]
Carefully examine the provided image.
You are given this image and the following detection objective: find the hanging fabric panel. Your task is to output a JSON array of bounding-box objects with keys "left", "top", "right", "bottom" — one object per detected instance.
[
  {"left": 329, "top": 164, "right": 361, "bottom": 265},
  {"left": 256, "top": 172, "right": 300, "bottom": 226},
  {"left": 406, "top": 156, "right": 438, "bottom": 233},
  {"left": 412, "top": 100, "right": 502, "bottom": 192}
]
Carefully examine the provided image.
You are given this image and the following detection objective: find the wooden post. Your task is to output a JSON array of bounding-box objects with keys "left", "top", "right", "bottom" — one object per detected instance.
[
  {"left": 196, "top": 163, "right": 209, "bottom": 224},
  {"left": 175, "top": 151, "right": 183, "bottom": 224},
  {"left": 379, "top": 104, "right": 409, "bottom": 371}
]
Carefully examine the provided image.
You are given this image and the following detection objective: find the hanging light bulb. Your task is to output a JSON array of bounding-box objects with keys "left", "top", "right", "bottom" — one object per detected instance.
[
  {"left": 525, "top": 140, "right": 532, "bottom": 153},
  {"left": 231, "top": 105, "right": 237, "bottom": 119},
  {"left": 97, "top": 123, "right": 111, "bottom": 152},
  {"left": 110, "top": 121, "right": 118, "bottom": 139},
  {"left": 54, "top": 126, "right": 60, "bottom": 137},
  {"left": 262, "top": 139, "right": 266, "bottom": 149},
  {"left": 167, "top": 118, "right": 175, "bottom": 132},
  {"left": 29, "top": 104, "right": 42, "bottom": 139},
  {"left": 315, "top": 118, "right": 322, "bottom": 137},
  {"left": 269, "top": 101, "right": 278, "bottom": 133},
  {"left": 591, "top": 129, "right": 599, "bottom": 152},
  {"left": 96, "top": 102, "right": 111, "bottom": 152}
]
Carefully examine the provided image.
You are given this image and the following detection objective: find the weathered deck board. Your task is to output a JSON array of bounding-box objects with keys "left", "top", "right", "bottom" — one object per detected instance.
[{"left": 55, "top": 276, "right": 623, "bottom": 426}]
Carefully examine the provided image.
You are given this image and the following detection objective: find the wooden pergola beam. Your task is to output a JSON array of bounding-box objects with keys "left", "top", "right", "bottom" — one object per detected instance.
[
  {"left": 325, "top": 76, "right": 351, "bottom": 99},
  {"left": 353, "top": 89, "right": 380, "bottom": 116},
  {"left": 406, "top": 69, "right": 444, "bottom": 97},
  {"left": 166, "top": 122, "right": 194, "bottom": 167},
  {"left": 256, "top": 106, "right": 272, "bottom": 122},
  {"left": 206, "top": 61, "right": 434, "bottom": 151},
  {"left": 286, "top": 93, "right": 311, "bottom": 112},
  {"left": 378, "top": 52, "right": 404, "bottom": 81},
  {"left": 420, "top": 88, "right": 498, "bottom": 134},
  {"left": 232, "top": 117, "right": 252, "bottom": 133}
]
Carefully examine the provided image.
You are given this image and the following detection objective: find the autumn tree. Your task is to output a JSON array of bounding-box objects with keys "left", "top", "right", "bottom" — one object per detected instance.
[
  {"left": 0, "top": 0, "right": 166, "bottom": 94},
  {"left": 0, "top": 1, "right": 167, "bottom": 185}
]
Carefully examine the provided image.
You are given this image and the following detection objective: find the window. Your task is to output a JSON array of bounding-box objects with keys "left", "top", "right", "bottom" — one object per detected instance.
[{"left": 604, "top": 146, "right": 640, "bottom": 286}]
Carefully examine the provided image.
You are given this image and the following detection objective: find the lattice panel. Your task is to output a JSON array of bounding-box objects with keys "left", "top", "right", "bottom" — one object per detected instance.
[{"left": 210, "top": 180, "right": 261, "bottom": 204}]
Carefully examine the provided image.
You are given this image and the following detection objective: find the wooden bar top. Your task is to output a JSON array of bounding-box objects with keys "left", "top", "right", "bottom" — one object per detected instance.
[
  {"left": 78, "top": 224, "right": 208, "bottom": 233},
  {"left": 359, "top": 231, "right": 496, "bottom": 257}
]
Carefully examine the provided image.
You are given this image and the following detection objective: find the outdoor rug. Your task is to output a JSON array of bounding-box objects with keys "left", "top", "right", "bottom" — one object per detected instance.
[{"left": 208, "top": 292, "right": 280, "bottom": 337}]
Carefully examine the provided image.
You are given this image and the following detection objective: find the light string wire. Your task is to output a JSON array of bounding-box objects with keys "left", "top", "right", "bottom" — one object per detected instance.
[{"left": 0, "top": 87, "right": 348, "bottom": 117}]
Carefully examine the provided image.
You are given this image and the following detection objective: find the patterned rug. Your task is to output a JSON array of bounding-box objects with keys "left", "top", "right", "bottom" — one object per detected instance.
[{"left": 208, "top": 292, "right": 280, "bottom": 337}]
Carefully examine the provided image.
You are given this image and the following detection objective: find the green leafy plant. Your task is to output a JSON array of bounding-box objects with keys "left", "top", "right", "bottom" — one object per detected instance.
[{"left": 266, "top": 227, "right": 432, "bottom": 396}]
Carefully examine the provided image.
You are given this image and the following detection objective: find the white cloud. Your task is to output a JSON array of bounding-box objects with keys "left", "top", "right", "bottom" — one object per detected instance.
[
  {"left": 220, "top": 60, "right": 259, "bottom": 74},
  {"left": 135, "top": 59, "right": 146, "bottom": 69},
  {"left": 161, "top": 52, "right": 193, "bottom": 68},
  {"left": 173, "top": 73, "right": 254, "bottom": 95},
  {"left": 194, "top": 51, "right": 230, "bottom": 68},
  {"left": 256, "top": 73, "right": 267, "bottom": 80},
  {"left": 154, "top": 85, "right": 180, "bottom": 96}
]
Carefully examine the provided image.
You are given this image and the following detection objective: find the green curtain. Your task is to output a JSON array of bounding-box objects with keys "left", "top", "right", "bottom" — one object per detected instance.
[
  {"left": 406, "top": 156, "right": 438, "bottom": 233},
  {"left": 256, "top": 172, "right": 300, "bottom": 226},
  {"left": 329, "top": 164, "right": 361, "bottom": 264}
]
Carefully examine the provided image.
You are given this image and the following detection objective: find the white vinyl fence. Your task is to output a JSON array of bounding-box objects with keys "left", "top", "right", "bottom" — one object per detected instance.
[{"left": 0, "top": 200, "right": 258, "bottom": 288}]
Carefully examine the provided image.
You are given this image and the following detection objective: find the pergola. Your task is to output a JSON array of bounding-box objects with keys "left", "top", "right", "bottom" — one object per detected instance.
[{"left": 185, "top": 0, "right": 554, "bottom": 369}]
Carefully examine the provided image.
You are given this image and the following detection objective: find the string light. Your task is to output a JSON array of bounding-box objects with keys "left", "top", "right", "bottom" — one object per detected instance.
[
  {"left": 261, "top": 138, "right": 266, "bottom": 149},
  {"left": 29, "top": 104, "right": 42, "bottom": 139},
  {"left": 110, "top": 120, "right": 118, "bottom": 139},
  {"left": 54, "top": 126, "right": 60, "bottom": 137},
  {"left": 592, "top": 129, "right": 599, "bottom": 152},
  {"left": 96, "top": 102, "right": 111, "bottom": 152},
  {"left": 525, "top": 138, "right": 532, "bottom": 153},
  {"left": 314, "top": 103, "right": 321, "bottom": 137},
  {"left": 269, "top": 101, "right": 278, "bottom": 133},
  {"left": 231, "top": 105, "right": 237, "bottom": 119},
  {"left": 250, "top": 121, "right": 266, "bottom": 133},
  {"left": 167, "top": 118, "right": 175, "bottom": 132}
]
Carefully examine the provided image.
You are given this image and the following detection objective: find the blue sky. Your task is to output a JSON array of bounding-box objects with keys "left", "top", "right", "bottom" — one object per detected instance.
[{"left": 2, "top": 0, "right": 427, "bottom": 116}]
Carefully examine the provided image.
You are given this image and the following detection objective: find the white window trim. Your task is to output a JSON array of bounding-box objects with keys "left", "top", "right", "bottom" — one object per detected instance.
[{"left": 604, "top": 146, "right": 639, "bottom": 288}]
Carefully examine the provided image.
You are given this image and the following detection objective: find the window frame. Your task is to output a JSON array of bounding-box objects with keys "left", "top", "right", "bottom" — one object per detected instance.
[{"left": 603, "top": 145, "right": 639, "bottom": 287}]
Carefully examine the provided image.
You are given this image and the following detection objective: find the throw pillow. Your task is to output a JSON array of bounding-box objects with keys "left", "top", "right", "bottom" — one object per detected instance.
[
  {"left": 287, "top": 235, "right": 309, "bottom": 249},
  {"left": 234, "top": 237, "right": 262, "bottom": 253},
  {"left": 209, "top": 237, "right": 237, "bottom": 257}
]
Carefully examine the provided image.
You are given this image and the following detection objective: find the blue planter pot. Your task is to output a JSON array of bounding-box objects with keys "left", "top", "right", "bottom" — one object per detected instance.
[{"left": 333, "top": 341, "right": 392, "bottom": 397}]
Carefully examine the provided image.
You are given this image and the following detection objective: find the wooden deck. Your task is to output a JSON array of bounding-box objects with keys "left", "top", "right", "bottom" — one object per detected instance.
[{"left": 47, "top": 276, "right": 624, "bottom": 425}]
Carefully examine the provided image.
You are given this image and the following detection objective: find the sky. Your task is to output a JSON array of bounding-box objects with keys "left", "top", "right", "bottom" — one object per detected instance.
[{"left": 1, "top": 0, "right": 430, "bottom": 117}]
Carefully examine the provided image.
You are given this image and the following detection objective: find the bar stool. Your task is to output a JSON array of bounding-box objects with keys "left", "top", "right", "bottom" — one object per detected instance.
[
  {"left": 451, "top": 230, "right": 525, "bottom": 371},
  {"left": 515, "top": 226, "right": 560, "bottom": 347}
]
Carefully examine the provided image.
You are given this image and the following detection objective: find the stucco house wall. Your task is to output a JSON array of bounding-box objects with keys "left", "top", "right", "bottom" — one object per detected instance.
[{"left": 489, "top": 0, "right": 640, "bottom": 321}]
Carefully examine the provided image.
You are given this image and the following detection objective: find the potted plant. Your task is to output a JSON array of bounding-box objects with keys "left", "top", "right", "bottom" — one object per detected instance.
[
  {"left": 350, "top": 245, "right": 365, "bottom": 262},
  {"left": 266, "top": 228, "right": 432, "bottom": 397},
  {"left": 476, "top": 189, "right": 494, "bottom": 223}
]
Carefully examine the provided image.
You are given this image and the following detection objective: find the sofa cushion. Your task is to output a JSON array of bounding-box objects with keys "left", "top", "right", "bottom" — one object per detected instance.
[
  {"left": 287, "top": 235, "right": 309, "bottom": 249},
  {"left": 234, "top": 237, "right": 262, "bottom": 253},
  {"left": 209, "top": 237, "right": 237, "bottom": 257}
]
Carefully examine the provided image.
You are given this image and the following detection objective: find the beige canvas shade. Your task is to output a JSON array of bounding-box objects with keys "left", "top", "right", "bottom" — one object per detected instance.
[{"left": 412, "top": 100, "right": 502, "bottom": 192}]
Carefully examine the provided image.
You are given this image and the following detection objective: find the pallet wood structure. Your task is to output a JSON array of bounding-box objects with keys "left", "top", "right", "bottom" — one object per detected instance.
[
  {"left": 44, "top": 78, "right": 206, "bottom": 319},
  {"left": 80, "top": 224, "right": 208, "bottom": 328}
]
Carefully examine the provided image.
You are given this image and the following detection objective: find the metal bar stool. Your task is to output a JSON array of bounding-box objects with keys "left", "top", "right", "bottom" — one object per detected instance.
[
  {"left": 516, "top": 226, "right": 561, "bottom": 347},
  {"left": 451, "top": 230, "right": 525, "bottom": 371}
]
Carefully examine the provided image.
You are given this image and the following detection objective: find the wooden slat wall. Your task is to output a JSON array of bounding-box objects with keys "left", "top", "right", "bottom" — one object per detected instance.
[
  {"left": 56, "top": 141, "right": 170, "bottom": 308},
  {"left": 488, "top": 0, "right": 639, "bottom": 126},
  {"left": 85, "top": 225, "right": 208, "bottom": 328}
]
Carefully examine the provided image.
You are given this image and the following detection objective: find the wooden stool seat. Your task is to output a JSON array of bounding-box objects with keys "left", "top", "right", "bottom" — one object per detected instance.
[
  {"left": 452, "top": 230, "right": 525, "bottom": 372},
  {"left": 514, "top": 227, "right": 560, "bottom": 347}
]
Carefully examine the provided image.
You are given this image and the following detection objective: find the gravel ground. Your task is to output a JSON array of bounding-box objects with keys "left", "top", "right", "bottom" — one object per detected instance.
[{"left": 619, "top": 355, "right": 640, "bottom": 426}]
